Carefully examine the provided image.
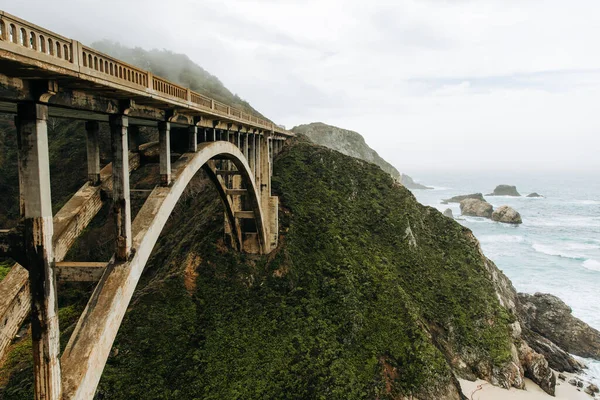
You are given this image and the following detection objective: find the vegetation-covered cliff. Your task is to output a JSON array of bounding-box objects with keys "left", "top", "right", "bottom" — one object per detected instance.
[
  {"left": 291, "top": 122, "right": 431, "bottom": 190},
  {"left": 1, "top": 133, "right": 546, "bottom": 399}
]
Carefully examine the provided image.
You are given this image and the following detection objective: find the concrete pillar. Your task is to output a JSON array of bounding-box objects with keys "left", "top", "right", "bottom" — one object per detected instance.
[
  {"left": 16, "top": 103, "right": 62, "bottom": 400},
  {"left": 109, "top": 115, "right": 132, "bottom": 261},
  {"left": 248, "top": 133, "right": 255, "bottom": 180},
  {"left": 211, "top": 128, "right": 217, "bottom": 142},
  {"left": 158, "top": 122, "right": 171, "bottom": 186},
  {"left": 243, "top": 133, "right": 249, "bottom": 160},
  {"left": 269, "top": 138, "right": 273, "bottom": 176},
  {"left": 188, "top": 126, "right": 197, "bottom": 153},
  {"left": 85, "top": 121, "right": 100, "bottom": 186},
  {"left": 256, "top": 134, "right": 261, "bottom": 192}
]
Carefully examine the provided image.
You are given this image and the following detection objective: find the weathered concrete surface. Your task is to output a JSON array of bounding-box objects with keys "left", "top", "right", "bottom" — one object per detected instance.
[
  {"left": 55, "top": 262, "right": 107, "bottom": 282},
  {"left": 60, "top": 141, "right": 271, "bottom": 399},
  {"left": 0, "top": 149, "right": 142, "bottom": 363},
  {"left": 109, "top": 115, "right": 132, "bottom": 261},
  {"left": 17, "top": 102, "right": 62, "bottom": 400},
  {"left": 0, "top": 263, "right": 30, "bottom": 361}
]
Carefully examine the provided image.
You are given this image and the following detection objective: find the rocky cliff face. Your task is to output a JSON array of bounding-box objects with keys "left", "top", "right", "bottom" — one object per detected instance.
[
  {"left": 0, "top": 135, "right": 552, "bottom": 399},
  {"left": 291, "top": 122, "right": 402, "bottom": 181}
]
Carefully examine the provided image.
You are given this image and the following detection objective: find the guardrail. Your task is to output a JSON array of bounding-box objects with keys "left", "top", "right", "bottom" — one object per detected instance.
[{"left": 0, "top": 10, "right": 289, "bottom": 135}]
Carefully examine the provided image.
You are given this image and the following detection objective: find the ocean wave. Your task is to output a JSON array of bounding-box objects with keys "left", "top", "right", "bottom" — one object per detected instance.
[
  {"left": 566, "top": 242, "right": 599, "bottom": 251},
  {"left": 583, "top": 259, "right": 600, "bottom": 272},
  {"left": 430, "top": 186, "right": 452, "bottom": 191},
  {"left": 573, "top": 200, "right": 600, "bottom": 205},
  {"left": 531, "top": 243, "right": 587, "bottom": 260},
  {"left": 528, "top": 216, "right": 600, "bottom": 228},
  {"left": 461, "top": 216, "right": 495, "bottom": 224},
  {"left": 479, "top": 235, "right": 525, "bottom": 244}
]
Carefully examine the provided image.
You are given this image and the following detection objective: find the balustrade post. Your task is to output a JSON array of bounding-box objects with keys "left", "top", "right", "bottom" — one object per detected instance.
[
  {"left": 16, "top": 102, "right": 62, "bottom": 400},
  {"left": 109, "top": 115, "right": 132, "bottom": 260},
  {"left": 158, "top": 122, "right": 171, "bottom": 185},
  {"left": 85, "top": 121, "right": 100, "bottom": 185}
]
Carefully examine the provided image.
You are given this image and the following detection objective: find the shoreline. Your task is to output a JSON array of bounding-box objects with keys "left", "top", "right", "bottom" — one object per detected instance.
[{"left": 459, "top": 372, "right": 595, "bottom": 400}]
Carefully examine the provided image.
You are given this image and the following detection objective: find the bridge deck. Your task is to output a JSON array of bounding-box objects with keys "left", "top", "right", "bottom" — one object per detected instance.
[{"left": 0, "top": 10, "right": 291, "bottom": 135}]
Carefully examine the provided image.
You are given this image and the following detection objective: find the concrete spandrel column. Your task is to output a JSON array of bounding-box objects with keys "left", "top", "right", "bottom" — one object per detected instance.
[
  {"left": 256, "top": 134, "right": 261, "bottom": 192},
  {"left": 109, "top": 115, "right": 132, "bottom": 261},
  {"left": 85, "top": 121, "right": 101, "bottom": 185},
  {"left": 248, "top": 133, "right": 255, "bottom": 181},
  {"left": 16, "top": 102, "right": 62, "bottom": 400},
  {"left": 158, "top": 122, "right": 171, "bottom": 186},
  {"left": 188, "top": 126, "right": 198, "bottom": 153},
  {"left": 243, "top": 133, "right": 249, "bottom": 160}
]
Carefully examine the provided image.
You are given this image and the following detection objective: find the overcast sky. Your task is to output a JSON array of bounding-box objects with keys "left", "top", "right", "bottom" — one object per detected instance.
[{"left": 7, "top": 1, "right": 600, "bottom": 173}]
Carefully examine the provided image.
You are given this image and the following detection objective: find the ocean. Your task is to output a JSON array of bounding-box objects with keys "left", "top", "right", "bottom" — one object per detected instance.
[{"left": 409, "top": 170, "right": 600, "bottom": 384}]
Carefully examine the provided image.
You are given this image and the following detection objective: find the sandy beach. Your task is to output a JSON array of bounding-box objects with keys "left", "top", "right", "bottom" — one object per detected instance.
[{"left": 459, "top": 376, "right": 592, "bottom": 400}]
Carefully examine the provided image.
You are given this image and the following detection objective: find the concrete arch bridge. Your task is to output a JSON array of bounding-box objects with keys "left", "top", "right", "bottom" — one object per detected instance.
[{"left": 0, "top": 10, "right": 291, "bottom": 399}]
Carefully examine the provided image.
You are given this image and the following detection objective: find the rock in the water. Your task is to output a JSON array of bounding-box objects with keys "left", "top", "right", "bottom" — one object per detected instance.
[
  {"left": 518, "top": 293, "right": 600, "bottom": 359},
  {"left": 527, "top": 192, "right": 543, "bottom": 198},
  {"left": 460, "top": 199, "right": 493, "bottom": 218},
  {"left": 589, "top": 384, "right": 599, "bottom": 393},
  {"left": 569, "top": 378, "right": 578, "bottom": 386},
  {"left": 487, "top": 184, "right": 521, "bottom": 196},
  {"left": 442, "top": 193, "right": 485, "bottom": 204},
  {"left": 443, "top": 208, "right": 454, "bottom": 219},
  {"left": 584, "top": 386, "right": 595, "bottom": 396},
  {"left": 491, "top": 205, "right": 523, "bottom": 224}
]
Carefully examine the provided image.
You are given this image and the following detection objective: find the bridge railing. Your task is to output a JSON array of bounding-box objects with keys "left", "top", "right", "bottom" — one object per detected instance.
[
  {"left": 80, "top": 45, "right": 149, "bottom": 89},
  {"left": 0, "top": 10, "right": 290, "bottom": 135},
  {"left": 0, "top": 11, "right": 76, "bottom": 70}
]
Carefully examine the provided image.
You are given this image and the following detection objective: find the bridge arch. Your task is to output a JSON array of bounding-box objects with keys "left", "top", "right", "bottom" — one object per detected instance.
[{"left": 60, "top": 140, "right": 270, "bottom": 398}]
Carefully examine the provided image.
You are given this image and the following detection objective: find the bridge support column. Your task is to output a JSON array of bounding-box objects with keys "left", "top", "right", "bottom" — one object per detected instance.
[
  {"left": 248, "top": 133, "right": 256, "bottom": 180},
  {"left": 243, "top": 133, "right": 249, "bottom": 160},
  {"left": 16, "top": 102, "right": 62, "bottom": 400},
  {"left": 109, "top": 115, "right": 132, "bottom": 260},
  {"left": 158, "top": 122, "right": 171, "bottom": 186},
  {"left": 188, "top": 126, "right": 198, "bottom": 152},
  {"left": 85, "top": 121, "right": 101, "bottom": 186}
]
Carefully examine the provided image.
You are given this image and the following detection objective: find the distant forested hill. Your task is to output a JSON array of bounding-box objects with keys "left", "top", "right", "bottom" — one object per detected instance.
[{"left": 91, "top": 40, "right": 264, "bottom": 117}]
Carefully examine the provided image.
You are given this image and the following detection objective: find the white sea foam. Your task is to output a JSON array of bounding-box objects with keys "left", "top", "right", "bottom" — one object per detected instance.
[
  {"left": 531, "top": 243, "right": 586, "bottom": 260},
  {"left": 573, "top": 199, "right": 600, "bottom": 205},
  {"left": 479, "top": 235, "right": 525, "bottom": 244},
  {"left": 583, "top": 259, "right": 600, "bottom": 272},
  {"left": 566, "top": 242, "right": 599, "bottom": 251}
]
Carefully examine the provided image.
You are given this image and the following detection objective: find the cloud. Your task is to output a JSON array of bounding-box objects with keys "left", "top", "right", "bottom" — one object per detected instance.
[{"left": 5, "top": 0, "right": 600, "bottom": 172}]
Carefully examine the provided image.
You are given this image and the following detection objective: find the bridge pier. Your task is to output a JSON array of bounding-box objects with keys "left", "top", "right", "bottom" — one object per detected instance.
[
  {"left": 109, "top": 115, "right": 132, "bottom": 261},
  {"left": 158, "top": 122, "right": 171, "bottom": 186},
  {"left": 85, "top": 121, "right": 101, "bottom": 186},
  {"left": 16, "top": 102, "right": 62, "bottom": 400},
  {"left": 188, "top": 126, "right": 198, "bottom": 153}
]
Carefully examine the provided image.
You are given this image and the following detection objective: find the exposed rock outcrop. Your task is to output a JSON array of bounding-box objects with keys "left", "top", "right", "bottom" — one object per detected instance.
[
  {"left": 291, "top": 122, "right": 402, "bottom": 181},
  {"left": 520, "top": 327, "right": 583, "bottom": 372},
  {"left": 519, "top": 342, "right": 556, "bottom": 396},
  {"left": 487, "top": 185, "right": 521, "bottom": 197},
  {"left": 400, "top": 174, "right": 433, "bottom": 190},
  {"left": 491, "top": 206, "right": 522, "bottom": 224},
  {"left": 518, "top": 293, "right": 600, "bottom": 359},
  {"left": 527, "top": 192, "right": 543, "bottom": 198},
  {"left": 460, "top": 199, "right": 493, "bottom": 218},
  {"left": 442, "top": 193, "right": 485, "bottom": 204},
  {"left": 443, "top": 208, "right": 454, "bottom": 219}
]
